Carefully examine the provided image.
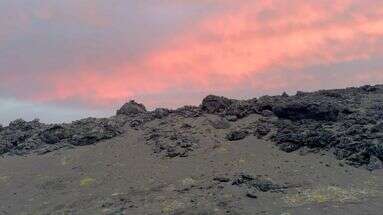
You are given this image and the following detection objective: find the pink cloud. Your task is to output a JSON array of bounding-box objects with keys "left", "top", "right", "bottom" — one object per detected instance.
[{"left": 3, "top": 0, "right": 383, "bottom": 108}]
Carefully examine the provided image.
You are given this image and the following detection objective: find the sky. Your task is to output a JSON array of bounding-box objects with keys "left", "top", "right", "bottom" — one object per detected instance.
[{"left": 1, "top": 0, "right": 383, "bottom": 125}]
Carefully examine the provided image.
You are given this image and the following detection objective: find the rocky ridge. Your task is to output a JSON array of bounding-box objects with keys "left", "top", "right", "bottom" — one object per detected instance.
[{"left": 1, "top": 85, "right": 383, "bottom": 170}]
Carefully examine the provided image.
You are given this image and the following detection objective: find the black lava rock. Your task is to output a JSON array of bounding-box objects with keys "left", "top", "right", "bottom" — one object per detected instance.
[
  {"left": 117, "top": 100, "right": 147, "bottom": 115},
  {"left": 272, "top": 101, "right": 341, "bottom": 121},
  {"left": 226, "top": 130, "right": 249, "bottom": 141},
  {"left": 201, "top": 95, "right": 233, "bottom": 114},
  {"left": 232, "top": 173, "right": 287, "bottom": 193}
]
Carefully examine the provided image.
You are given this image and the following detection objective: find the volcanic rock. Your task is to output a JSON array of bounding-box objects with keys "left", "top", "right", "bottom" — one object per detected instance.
[
  {"left": 272, "top": 100, "right": 342, "bottom": 121},
  {"left": 201, "top": 95, "right": 232, "bottom": 114},
  {"left": 226, "top": 130, "right": 249, "bottom": 141},
  {"left": 116, "top": 100, "right": 147, "bottom": 115},
  {"left": 232, "top": 173, "right": 287, "bottom": 192},
  {"left": 152, "top": 108, "right": 171, "bottom": 119},
  {"left": 207, "top": 117, "right": 231, "bottom": 129},
  {"left": 367, "top": 156, "right": 383, "bottom": 171}
]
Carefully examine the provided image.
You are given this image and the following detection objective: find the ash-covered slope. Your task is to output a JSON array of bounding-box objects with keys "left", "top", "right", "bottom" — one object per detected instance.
[{"left": 1, "top": 84, "right": 383, "bottom": 170}]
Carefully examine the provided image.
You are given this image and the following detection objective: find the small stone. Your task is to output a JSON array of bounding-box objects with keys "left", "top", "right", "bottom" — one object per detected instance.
[
  {"left": 181, "top": 123, "right": 192, "bottom": 129},
  {"left": 246, "top": 190, "right": 258, "bottom": 199},
  {"left": 367, "top": 156, "right": 383, "bottom": 171},
  {"left": 261, "top": 110, "right": 274, "bottom": 117},
  {"left": 226, "top": 130, "right": 249, "bottom": 141},
  {"left": 166, "top": 148, "right": 180, "bottom": 158},
  {"left": 213, "top": 177, "right": 230, "bottom": 183},
  {"left": 279, "top": 143, "right": 301, "bottom": 153},
  {"left": 225, "top": 115, "right": 238, "bottom": 122}
]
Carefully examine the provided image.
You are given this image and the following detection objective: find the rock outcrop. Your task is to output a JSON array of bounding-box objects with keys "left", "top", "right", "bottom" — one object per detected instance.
[
  {"left": 116, "top": 100, "right": 147, "bottom": 115},
  {"left": 1, "top": 84, "right": 382, "bottom": 170}
]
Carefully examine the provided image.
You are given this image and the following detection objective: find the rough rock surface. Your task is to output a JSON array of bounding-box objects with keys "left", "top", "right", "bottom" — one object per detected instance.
[
  {"left": 0, "top": 118, "right": 122, "bottom": 155},
  {"left": 116, "top": 100, "right": 147, "bottom": 115}
]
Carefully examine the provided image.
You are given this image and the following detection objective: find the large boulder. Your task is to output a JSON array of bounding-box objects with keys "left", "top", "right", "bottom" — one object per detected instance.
[
  {"left": 153, "top": 108, "right": 171, "bottom": 119},
  {"left": 225, "top": 100, "right": 255, "bottom": 118},
  {"left": 201, "top": 95, "right": 232, "bottom": 114},
  {"left": 8, "top": 119, "right": 42, "bottom": 131},
  {"left": 272, "top": 101, "right": 341, "bottom": 121},
  {"left": 117, "top": 100, "right": 147, "bottom": 115},
  {"left": 39, "top": 125, "right": 72, "bottom": 144},
  {"left": 69, "top": 118, "right": 121, "bottom": 146}
]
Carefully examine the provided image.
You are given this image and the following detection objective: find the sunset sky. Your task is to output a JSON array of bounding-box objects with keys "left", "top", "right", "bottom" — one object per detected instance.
[{"left": 1, "top": 0, "right": 383, "bottom": 124}]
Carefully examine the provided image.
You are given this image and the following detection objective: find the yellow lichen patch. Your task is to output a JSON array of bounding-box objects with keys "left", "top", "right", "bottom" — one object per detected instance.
[
  {"left": 80, "top": 177, "right": 95, "bottom": 187},
  {"left": 217, "top": 147, "right": 228, "bottom": 153},
  {"left": 283, "top": 186, "right": 370, "bottom": 207},
  {"left": 0, "top": 176, "right": 9, "bottom": 184},
  {"left": 239, "top": 159, "right": 246, "bottom": 164},
  {"left": 61, "top": 156, "right": 69, "bottom": 166},
  {"left": 161, "top": 200, "right": 185, "bottom": 213},
  {"left": 181, "top": 177, "right": 196, "bottom": 187}
]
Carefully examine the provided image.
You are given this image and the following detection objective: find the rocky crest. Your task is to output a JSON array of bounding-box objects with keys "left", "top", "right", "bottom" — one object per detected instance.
[{"left": 1, "top": 84, "right": 382, "bottom": 170}]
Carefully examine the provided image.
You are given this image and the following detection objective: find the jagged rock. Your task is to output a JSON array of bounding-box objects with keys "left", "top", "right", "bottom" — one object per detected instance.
[
  {"left": 224, "top": 100, "right": 256, "bottom": 118},
  {"left": 334, "top": 149, "right": 353, "bottom": 160},
  {"left": 272, "top": 101, "right": 341, "bottom": 121},
  {"left": 361, "top": 85, "right": 377, "bottom": 92},
  {"left": 232, "top": 173, "right": 287, "bottom": 192},
  {"left": 346, "top": 152, "right": 370, "bottom": 167},
  {"left": 226, "top": 130, "right": 249, "bottom": 141},
  {"left": 368, "top": 141, "right": 383, "bottom": 160},
  {"left": 281, "top": 92, "right": 289, "bottom": 97},
  {"left": 278, "top": 142, "right": 301, "bottom": 153},
  {"left": 39, "top": 125, "right": 71, "bottom": 144},
  {"left": 261, "top": 110, "right": 274, "bottom": 117},
  {"left": 9, "top": 119, "right": 42, "bottom": 131},
  {"left": 0, "top": 116, "right": 123, "bottom": 155},
  {"left": 371, "top": 122, "right": 383, "bottom": 133},
  {"left": 207, "top": 117, "right": 231, "bottom": 129},
  {"left": 255, "top": 96, "right": 274, "bottom": 111},
  {"left": 147, "top": 130, "right": 198, "bottom": 158},
  {"left": 304, "top": 129, "right": 336, "bottom": 148},
  {"left": 180, "top": 123, "right": 192, "bottom": 129},
  {"left": 176, "top": 106, "right": 201, "bottom": 118},
  {"left": 153, "top": 108, "right": 170, "bottom": 119},
  {"left": 0, "top": 139, "right": 11, "bottom": 154},
  {"left": 130, "top": 119, "right": 143, "bottom": 128},
  {"left": 201, "top": 95, "right": 232, "bottom": 114},
  {"left": 254, "top": 123, "right": 272, "bottom": 138},
  {"left": 367, "top": 156, "right": 383, "bottom": 171},
  {"left": 225, "top": 115, "right": 238, "bottom": 122},
  {"left": 69, "top": 118, "right": 121, "bottom": 146},
  {"left": 116, "top": 100, "right": 147, "bottom": 115}
]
